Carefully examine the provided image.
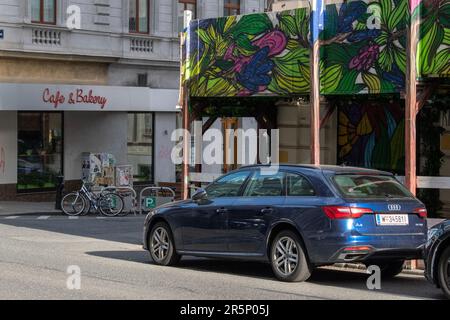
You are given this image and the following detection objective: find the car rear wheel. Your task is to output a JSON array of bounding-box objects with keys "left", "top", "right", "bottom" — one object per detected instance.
[
  {"left": 437, "top": 245, "right": 450, "bottom": 299},
  {"left": 270, "top": 230, "right": 311, "bottom": 282},
  {"left": 366, "top": 260, "right": 405, "bottom": 278},
  {"left": 148, "top": 222, "right": 180, "bottom": 266}
]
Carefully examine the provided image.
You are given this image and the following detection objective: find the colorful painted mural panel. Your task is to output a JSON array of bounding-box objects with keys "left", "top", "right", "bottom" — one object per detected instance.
[
  {"left": 184, "top": 8, "right": 311, "bottom": 97},
  {"left": 414, "top": 0, "right": 450, "bottom": 78},
  {"left": 337, "top": 99, "right": 405, "bottom": 173},
  {"left": 319, "top": 0, "right": 408, "bottom": 94}
]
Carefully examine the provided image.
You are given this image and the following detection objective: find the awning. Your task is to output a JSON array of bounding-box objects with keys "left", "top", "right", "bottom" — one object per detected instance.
[{"left": 0, "top": 83, "right": 180, "bottom": 112}]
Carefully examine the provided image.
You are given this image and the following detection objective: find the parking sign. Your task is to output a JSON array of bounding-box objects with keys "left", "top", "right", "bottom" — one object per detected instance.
[{"left": 145, "top": 197, "right": 156, "bottom": 209}]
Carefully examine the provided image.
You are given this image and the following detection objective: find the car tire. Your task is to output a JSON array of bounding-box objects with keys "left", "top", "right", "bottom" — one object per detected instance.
[
  {"left": 437, "top": 245, "right": 450, "bottom": 299},
  {"left": 270, "top": 230, "right": 311, "bottom": 282},
  {"left": 148, "top": 222, "right": 180, "bottom": 266},
  {"left": 366, "top": 260, "right": 405, "bottom": 279}
]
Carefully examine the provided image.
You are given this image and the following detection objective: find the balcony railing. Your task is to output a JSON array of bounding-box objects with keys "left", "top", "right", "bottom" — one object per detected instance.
[
  {"left": 130, "top": 38, "right": 153, "bottom": 53},
  {"left": 31, "top": 28, "right": 61, "bottom": 46}
]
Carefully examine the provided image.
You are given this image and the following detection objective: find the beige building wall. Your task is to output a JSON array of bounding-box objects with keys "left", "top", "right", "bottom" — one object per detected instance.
[
  {"left": 0, "top": 57, "right": 108, "bottom": 85},
  {"left": 277, "top": 101, "right": 337, "bottom": 165}
]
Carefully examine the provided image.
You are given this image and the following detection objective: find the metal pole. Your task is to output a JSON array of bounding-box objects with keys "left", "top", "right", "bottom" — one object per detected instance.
[
  {"left": 310, "top": 0, "right": 321, "bottom": 165},
  {"left": 181, "top": 11, "right": 192, "bottom": 200},
  {"left": 405, "top": 4, "right": 419, "bottom": 195}
]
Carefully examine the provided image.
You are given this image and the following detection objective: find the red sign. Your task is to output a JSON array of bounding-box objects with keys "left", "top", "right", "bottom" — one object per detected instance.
[{"left": 42, "top": 88, "right": 108, "bottom": 109}]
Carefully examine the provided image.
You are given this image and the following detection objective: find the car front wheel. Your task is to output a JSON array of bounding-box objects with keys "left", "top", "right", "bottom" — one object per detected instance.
[
  {"left": 437, "top": 245, "right": 450, "bottom": 299},
  {"left": 148, "top": 222, "right": 180, "bottom": 266},
  {"left": 270, "top": 230, "right": 311, "bottom": 282}
]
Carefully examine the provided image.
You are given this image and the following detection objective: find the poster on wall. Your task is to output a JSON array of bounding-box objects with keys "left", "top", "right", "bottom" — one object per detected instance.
[
  {"left": 115, "top": 165, "right": 133, "bottom": 188},
  {"left": 81, "top": 153, "right": 116, "bottom": 186}
]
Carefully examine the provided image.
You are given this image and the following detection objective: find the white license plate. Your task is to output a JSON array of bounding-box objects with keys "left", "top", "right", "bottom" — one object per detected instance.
[{"left": 376, "top": 214, "right": 409, "bottom": 226}]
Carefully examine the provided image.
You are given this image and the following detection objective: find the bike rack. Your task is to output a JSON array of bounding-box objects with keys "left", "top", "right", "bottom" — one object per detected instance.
[
  {"left": 139, "top": 186, "right": 176, "bottom": 215},
  {"left": 101, "top": 186, "right": 138, "bottom": 215}
]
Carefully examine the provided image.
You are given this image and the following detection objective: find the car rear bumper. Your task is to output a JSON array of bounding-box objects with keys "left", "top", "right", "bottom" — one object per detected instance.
[
  {"left": 330, "top": 246, "right": 423, "bottom": 263},
  {"left": 309, "top": 234, "right": 426, "bottom": 265}
]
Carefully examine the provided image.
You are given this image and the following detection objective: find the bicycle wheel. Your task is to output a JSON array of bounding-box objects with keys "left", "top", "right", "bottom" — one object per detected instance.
[
  {"left": 61, "top": 192, "right": 85, "bottom": 216},
  {"left": 98, "top": 192, "right": 124, "bottom": 217}
]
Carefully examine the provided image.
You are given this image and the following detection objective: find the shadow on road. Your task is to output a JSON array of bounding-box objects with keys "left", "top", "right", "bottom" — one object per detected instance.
[
  {"left": 0, "top": 216, "right": 145, "bottom": 245},
  {"left": 86, "top": 250, "right": 445, "bottom": 300}
]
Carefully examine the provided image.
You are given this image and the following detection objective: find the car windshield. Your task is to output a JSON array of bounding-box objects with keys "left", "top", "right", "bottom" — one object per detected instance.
[{"left": 332, "top": 175, "right": 413, "bottom": 199}]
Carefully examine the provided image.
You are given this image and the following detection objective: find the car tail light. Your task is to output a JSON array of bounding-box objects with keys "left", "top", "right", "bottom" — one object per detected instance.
[
  {"left": 343, "top": 246, "right": 372, "bottom": 252},
  {"left": 322, "top": 206, "right": 373, "bottom": 219},
  {"left": 413, "top": 207, "right": 427, "bottom": 219}
]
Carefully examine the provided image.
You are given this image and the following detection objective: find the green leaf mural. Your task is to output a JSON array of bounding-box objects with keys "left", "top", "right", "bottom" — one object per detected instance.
[
  {"left": 319, "top": 0, "right": 408, "bottom": 94},
  {"left": 415, "top": 0, "right": 450, "bottom": 78},
  {"left": 185, "top": 9, "right": 310, "bottom": 97},
  {"left": 182, "top": 1, "right": 448, "bottom": 98}
]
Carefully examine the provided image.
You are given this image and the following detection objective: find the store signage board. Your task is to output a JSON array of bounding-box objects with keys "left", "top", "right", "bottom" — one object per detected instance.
[{"left": 0, "top": 83, "right": 179, "bottom": 112}]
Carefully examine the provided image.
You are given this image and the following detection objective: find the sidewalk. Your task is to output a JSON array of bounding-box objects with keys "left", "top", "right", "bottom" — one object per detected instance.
[{"left": 0, "top": 202, "right": 60, "bottom": 216}]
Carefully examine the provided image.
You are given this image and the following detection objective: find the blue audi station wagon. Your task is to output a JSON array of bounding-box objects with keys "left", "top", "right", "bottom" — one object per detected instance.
[{"left": 143, "top": 165, "right": 428, "bottom": 282}]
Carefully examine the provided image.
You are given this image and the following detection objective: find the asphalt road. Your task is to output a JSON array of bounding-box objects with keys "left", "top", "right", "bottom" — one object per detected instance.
[{"left": 0, "top": 214, "right": 445, "bottom": 300}]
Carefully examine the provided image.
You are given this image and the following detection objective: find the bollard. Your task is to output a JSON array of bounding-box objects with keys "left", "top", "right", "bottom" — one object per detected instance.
[{"left": 55, "top": 175, "right": 65, "bottom": 210}]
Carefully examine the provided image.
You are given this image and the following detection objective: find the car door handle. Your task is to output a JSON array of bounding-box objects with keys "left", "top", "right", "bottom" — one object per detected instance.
[
  {"left": 260, "top": 207, "right": 274, "bottom": 214},
  {"left": 216, "top": 208, "right": 228, "bottom": 214}
]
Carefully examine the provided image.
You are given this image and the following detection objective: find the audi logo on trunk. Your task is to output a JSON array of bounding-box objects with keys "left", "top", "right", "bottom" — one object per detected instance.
[{"left": 387, "top": 204, "right": 402, "bottom": 211}]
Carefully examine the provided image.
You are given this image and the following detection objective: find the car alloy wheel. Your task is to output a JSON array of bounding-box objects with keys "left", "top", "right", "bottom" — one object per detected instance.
[
  {"left": 151, "top": 227, "right": 170, "bottom": 261},
  {"left": 274, "top": 236, "right": 299, "bottom": 276},
  {"left": 270, "top": 230, "right": 311, "bottom": 282},
  {"left": 148, "top": 222, "right": 181, "bottom": 266}
]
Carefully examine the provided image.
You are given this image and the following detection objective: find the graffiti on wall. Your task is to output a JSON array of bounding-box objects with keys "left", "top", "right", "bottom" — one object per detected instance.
[
  {"left": 184, "top": 8, "right": 310, "bottom": 97},
  {"left": 319, "top": 0, "right": 408, "bottom": 94},
  {"left": 337, "top": 100, "right": 405, "bottom": 173},
  {"left": 414, "top": 0, "right": 450, "bottom": 78}
]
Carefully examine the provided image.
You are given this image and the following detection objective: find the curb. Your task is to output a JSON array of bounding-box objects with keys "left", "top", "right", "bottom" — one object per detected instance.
[{"left": 332, "top": 263, "right": 424, "bottom": 276}]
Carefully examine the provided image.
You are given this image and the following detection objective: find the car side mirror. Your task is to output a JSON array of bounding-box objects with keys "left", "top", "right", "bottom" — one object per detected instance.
[{"left": 192, "top": 188, "right": 207, "bottom": 201}]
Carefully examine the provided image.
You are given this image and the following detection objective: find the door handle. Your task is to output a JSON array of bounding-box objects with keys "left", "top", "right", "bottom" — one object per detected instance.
[
  {"left": 260, "top": 207, "right": 274, "bottom": 214},
  {"left": 216, "top": 208, "right": 228, "bottom": 214}
]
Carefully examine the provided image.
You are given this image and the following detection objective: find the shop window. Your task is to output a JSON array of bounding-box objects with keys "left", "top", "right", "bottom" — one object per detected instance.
[
  {"left": 129, "top": 0, "right": 149, "bottom": 34},
  {"left": 31, "top": 0, "right": 57, "bottom": 24},
  {"left": 224, "top": 0, "right": 240, "bottom": 16},
  {"left": 178, "top": 0, "right": 197, "bottom": 32},
  {"left": 17, "top": 112, "right": 63, "bottom": 191},
  {"left": 128, "top": 113, "right": 154, "bottom": 183}
]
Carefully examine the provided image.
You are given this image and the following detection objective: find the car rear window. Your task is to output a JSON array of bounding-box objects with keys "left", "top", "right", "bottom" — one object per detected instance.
[{"left": 332, "top": 175, "right": 413, "bottom": 199}]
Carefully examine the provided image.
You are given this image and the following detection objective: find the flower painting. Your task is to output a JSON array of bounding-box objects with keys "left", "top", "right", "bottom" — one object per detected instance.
[
  {"left": 183, "top": 0, "right": 448, "bottom": 98},
  {"left": 184, "top": 9, "right": 310, "bottom": 97}
]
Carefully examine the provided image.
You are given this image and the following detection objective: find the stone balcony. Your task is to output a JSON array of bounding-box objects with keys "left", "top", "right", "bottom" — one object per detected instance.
[{"left": 0, "top": 23, "right": 180, "bottom": 64}]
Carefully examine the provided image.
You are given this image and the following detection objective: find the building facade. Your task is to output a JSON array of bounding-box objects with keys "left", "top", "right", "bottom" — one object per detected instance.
[{"left": 0, "top": 0, "right": 269, "bottom": 201}]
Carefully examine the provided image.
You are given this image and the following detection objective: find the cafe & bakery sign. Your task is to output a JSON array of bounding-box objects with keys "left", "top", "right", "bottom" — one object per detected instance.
[{"left": 43, "top": 88, "right": 108, "bottom": 109}]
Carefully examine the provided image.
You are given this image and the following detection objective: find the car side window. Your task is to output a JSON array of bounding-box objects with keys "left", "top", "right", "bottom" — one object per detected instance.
[
  {"left": 205, "top": 171, "right": 251, "bottom": 198},
  {"left": 286, "top": 173, "right": 315, "bottom": 196},
  {"left": 243, "top": 171, "right": 285, "bottom": 197}
]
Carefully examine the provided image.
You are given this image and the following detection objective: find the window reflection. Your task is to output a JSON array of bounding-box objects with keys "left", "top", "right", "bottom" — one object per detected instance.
[
  {"left": 17, "top": 112, "right": 63, "bottom": 191},
  {"left": 128, "top": 113, "right": 154, "bottom": 183}
]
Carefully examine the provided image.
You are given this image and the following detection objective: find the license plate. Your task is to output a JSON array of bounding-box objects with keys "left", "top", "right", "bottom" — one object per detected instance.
[{"left": 376, "top": 214, "right": 409, "bottom": 226}]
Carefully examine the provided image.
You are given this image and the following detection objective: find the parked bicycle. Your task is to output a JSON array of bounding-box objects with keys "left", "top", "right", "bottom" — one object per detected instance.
[{"left": 61, "top": 182, "right": 124, "bottom": 217}]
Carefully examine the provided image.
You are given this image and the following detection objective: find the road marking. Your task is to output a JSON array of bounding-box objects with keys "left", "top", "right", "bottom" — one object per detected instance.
[
  {"left": 96, "top": 217, "right": 107, "bottom": 219},
  {"left": 68, "top": 216, "right": 79, "bottom": 220},
  {"left": 37, "top": 216, "right": 51, "bottom": 220},
  {"left": 4, "top": 216, "right": 19, "bottom": 219}
]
